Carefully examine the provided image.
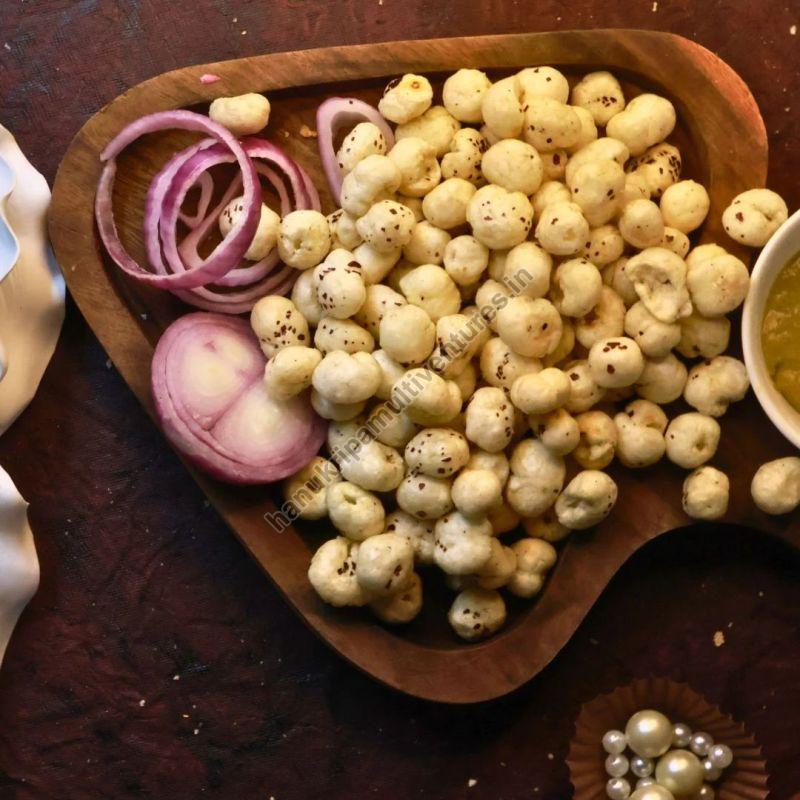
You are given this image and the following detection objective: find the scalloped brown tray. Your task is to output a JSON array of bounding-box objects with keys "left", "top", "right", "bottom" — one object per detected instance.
[{"left": 48, "top": 30, "right": 800, "bottom": 703}]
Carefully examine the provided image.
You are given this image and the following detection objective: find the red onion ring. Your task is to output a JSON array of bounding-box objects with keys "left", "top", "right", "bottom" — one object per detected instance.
[
  {"left": 177, "top": 169, "right": 287, "bottom": 289},
  {"left": 297, "top": 160, "right": 322, "bottom": 212},
  {"left": 244, "top": 137, "right": 320, "bottom": 211},
  {"left": 316, "top": 97, "right": 395, "bottom": 203},
  {"left": 180, "top": 177, "right": 281, "bottom": 290},
  {"left": 143, "top": 137, "right": 218, "bottom": 275},
  {"left": 96, "top": 110, "right": 260, "bottom": 290},
  {"left": 166, "top": 172, "right": 297, "bottom": 314},
  {"left": 97, "top": 114, "right": 319, "bottom": 313},
  {"left": 159, "top": 139, "right": 317, "bottom": 278},
  {"left": 179, "top": 165, "right": 296, "bottom": 264},
  {"left": 168, "top": 262, "right": 298, "bottom": 315},
  {"left": 256, "top": 163, "right": 293, "bottom": 213},
  {"left": 178, "top": 174, "right": 244, "bottom": 273},
  {"left": 178, "top": 171, "right": 214, "bottom": 227},
  {"left": 152, "top": 138, "right": 317, "bottom": 309}
]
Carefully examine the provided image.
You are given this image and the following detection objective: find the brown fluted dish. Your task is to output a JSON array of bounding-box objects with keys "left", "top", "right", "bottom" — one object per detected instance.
[{"left": 567, "top": 677, "right": 770, "bottom": 799}]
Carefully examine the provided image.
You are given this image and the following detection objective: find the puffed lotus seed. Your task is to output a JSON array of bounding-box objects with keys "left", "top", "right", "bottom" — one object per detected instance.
[{"left": 296, "top": 64, "right": 787, "bottom": 642}]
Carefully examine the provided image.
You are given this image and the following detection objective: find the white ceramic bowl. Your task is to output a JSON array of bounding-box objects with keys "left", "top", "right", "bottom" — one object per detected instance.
[{"left": 742, "top": 208, "right": 800, "bottom": 449}]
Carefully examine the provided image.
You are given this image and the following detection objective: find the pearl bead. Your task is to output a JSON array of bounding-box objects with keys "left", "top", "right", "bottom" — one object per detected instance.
[
  {"left": 606, "top": 753, "right": 630, "bottom": 778},
  {"left": 707, "top": 743, "right": 733, "bottom": 769},
  {"left": 629, "top": 785, "right": 675, "bottom": 800},
  {"left": 689, "top": 731, "right": 714, "bottom": 757},
  {"left": 694, "top": 784, "right": 716, "bottom": 800},
  {"left": 636, "top": 777, "right": 656, "bottom": 789},
  {"left": 630, "top": 755, "right": 654, "bottom": 778},
  {"left": 625, "top": 710, "right": 673, "bottom": 758},
  {"left": 702, "top": 758, "right": 722, "bottom": 782},
  {"left": 655, "top": 749, "right": 704, "bottom": 797},
  {"left": 672, "top": 722, "right": 692, "bottom": 748},
  {"left": 606, "top": 777, "right": 631, "bottom": 800},
  {"left": 603, "top": 729, "right": 628, "bottom": 755}
]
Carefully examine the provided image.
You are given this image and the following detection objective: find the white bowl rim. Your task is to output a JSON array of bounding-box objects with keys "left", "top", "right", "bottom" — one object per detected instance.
[{"left": 742, "top": 207, "right": 800, "bottom": 451}]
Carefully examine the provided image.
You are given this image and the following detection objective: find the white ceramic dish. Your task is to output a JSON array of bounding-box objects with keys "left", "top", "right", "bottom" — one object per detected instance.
[
  {"left": 0, "top": 467, "right": 38, "bottom": 667},
  {"left": 0, "top": 124, "right": 66, "bottom": 435},
  {"left": 742, "top": 208, "right": 800, "bottom": 450},
  {"left": 0, "top": 154, "right": 19, "bottom": 282},
  {"left": 0, "top": 123, "right": 66, "bottom": 663}
]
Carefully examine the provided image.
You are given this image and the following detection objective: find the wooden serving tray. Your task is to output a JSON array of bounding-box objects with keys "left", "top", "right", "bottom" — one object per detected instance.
[{"left": 49, "top": 30, "right": 800, "bottom": 704}]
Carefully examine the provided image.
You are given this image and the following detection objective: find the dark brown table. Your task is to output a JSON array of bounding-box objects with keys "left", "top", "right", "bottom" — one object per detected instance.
[{"left": 1, "top": 2, "right": 799, "bottom": 798}]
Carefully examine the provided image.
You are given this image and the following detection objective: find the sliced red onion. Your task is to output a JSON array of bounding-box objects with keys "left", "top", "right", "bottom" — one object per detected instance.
[
  {"left": 143, "top": 137, "right": 217, "bottom": 275},
  {"left": 181, "top": 180, "right": 283, "bottom": 290},
  {"left": 97, "top": 114, "right": 318, "bottom": 312},
  {"left": 96, "top": 110, "right": 260, "bottom": 290},
  {"left": 156, "top": 139, "right": 315, "bottom": 308},
  {"left": 152, "top": 313, "right": 325, "bottom": 484},
  {"left": 171, "top": 159, "right": 297, "bottom": 309},
  {"left": 256, "top": 163, "right": 293, "bottom": 213},
  {"left": 159, "top": 139, "right": 314, "bottom": 275},
  {"left": 296, "top": 160, "right": 322, "bottom": 212},
  {"left": 243, "top": 138, "right": 319, "bottom": 210},
  {"left": 178, "top": 171, "right": 215, "bottom": 227},
  {"left": 316, "top": 97, "right": 395, "bottom": 203},
  {"left": 177, "top": 174, "right": 244, "bottom": 276},
  {"left": 168, "top": 265, "right": 298, "bottom": 315},
  {"left": 176, "top": 169, "right": 283, "bottom": 289}
]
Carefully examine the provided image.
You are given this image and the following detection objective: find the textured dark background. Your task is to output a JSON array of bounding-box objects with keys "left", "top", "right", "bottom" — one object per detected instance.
[{"left": 1, "top": 1, "right": 800, "bottom": 798}]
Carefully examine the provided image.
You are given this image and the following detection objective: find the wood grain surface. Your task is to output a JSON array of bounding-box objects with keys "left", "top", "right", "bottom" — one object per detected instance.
[
  {"left": 47, "top": 27, "right": 797, "bottom": 706},
  {"left": 1, "top": 0, "right": 800, "bottom": 797}
]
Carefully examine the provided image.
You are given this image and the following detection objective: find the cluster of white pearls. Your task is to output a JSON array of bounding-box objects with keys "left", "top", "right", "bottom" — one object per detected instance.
[{"left": 602, "top": 710, "right": 733, "bottom": 799}]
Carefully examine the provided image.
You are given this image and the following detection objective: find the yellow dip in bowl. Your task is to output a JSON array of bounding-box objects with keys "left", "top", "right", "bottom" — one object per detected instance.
[{"left": 762, "top": 252, "right": 800, "bottom": 412}]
